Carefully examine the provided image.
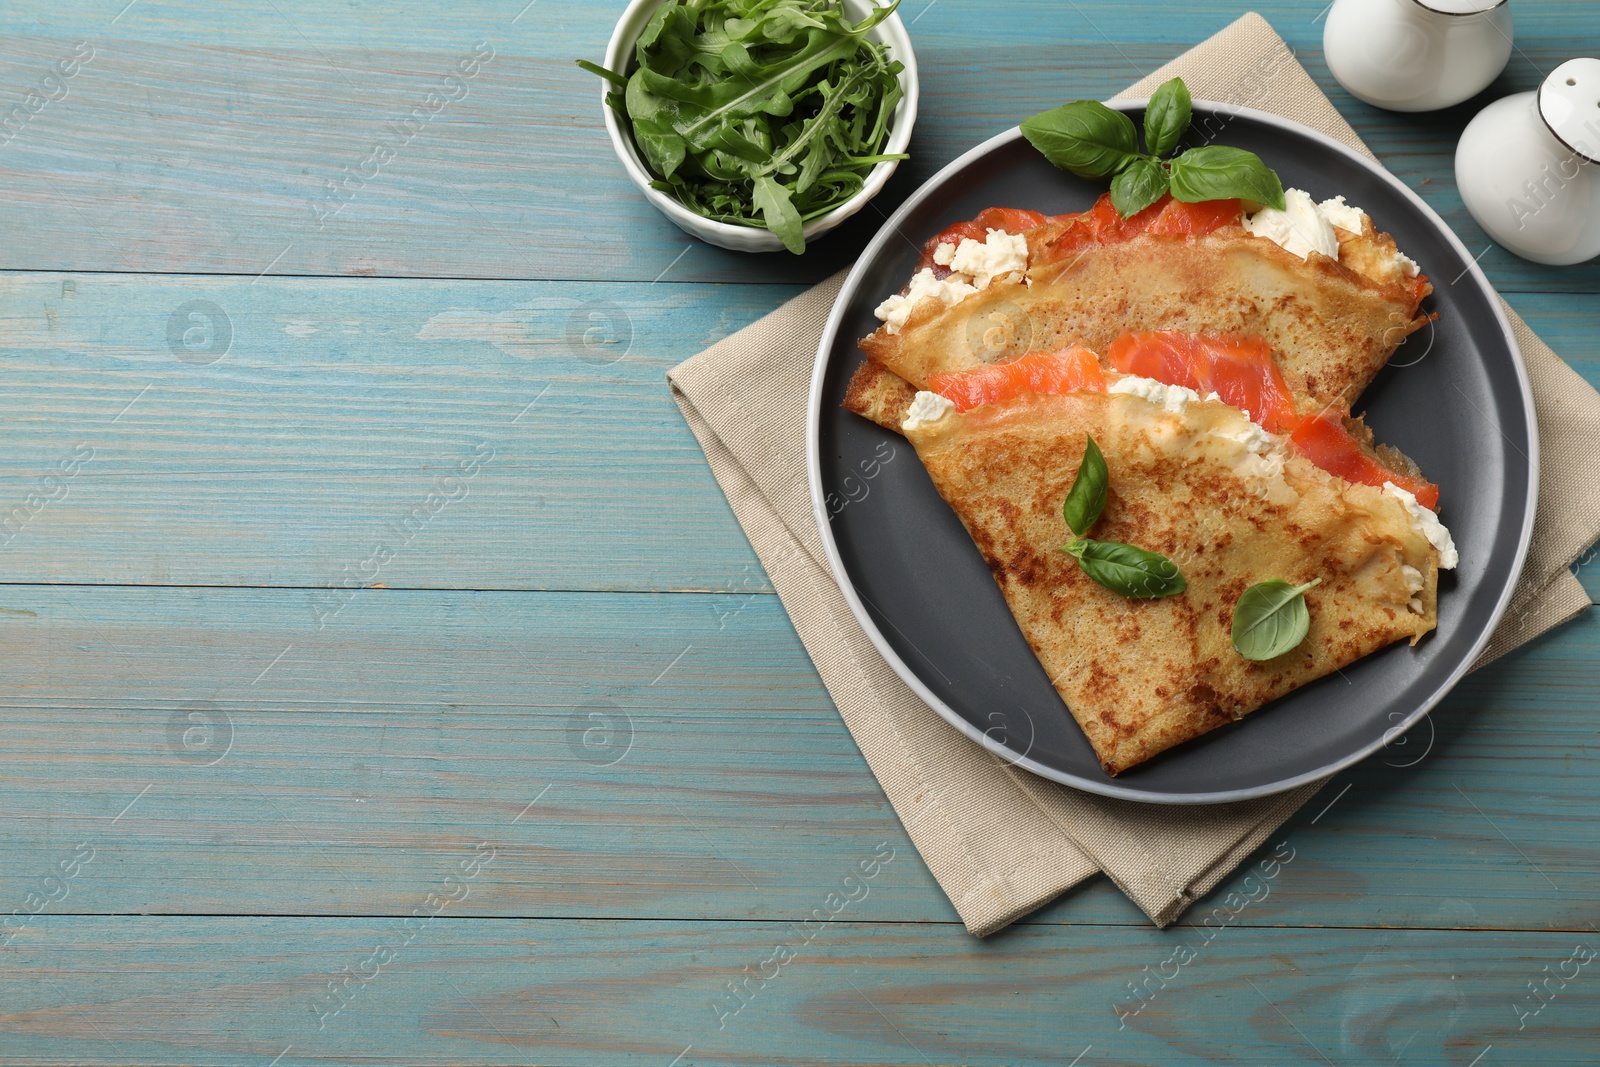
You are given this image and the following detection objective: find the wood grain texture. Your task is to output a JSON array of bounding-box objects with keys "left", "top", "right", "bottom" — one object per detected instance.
[
  {"left": 0, "top": 273, "right": 796, "bottom": 590},
  {"left": 0, "top": 7, "right": 1596, "bottom": 291},
  {"left": 0, "top": 584, "right": 1593, "bottom": 932},
  {"left": 0, "top": 1, "right": 1596, "bottom": 1064},
  {"left": 0, "top": 273, "right": 1594, "bottom": 594},
  {"left": 0, "top": 916, "right": 1596, "bottom": 1066}
]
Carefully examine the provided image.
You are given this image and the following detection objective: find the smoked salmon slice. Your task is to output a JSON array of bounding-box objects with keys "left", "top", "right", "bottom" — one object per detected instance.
[
  {"left": 1108, "top": 331, "right": 1301, "bottom": 434},
  {"left": 1289, "top": 411, "right": 1440, "bottom": 510},
  {"left": 1036, "top": 193, "right": 1243, "bottom": 265},
  {"left": 917, "top": 196, "right": 1243, "bottom": 273},
  {"left": 927, "top": 345, "right": 1107, "bottom": 412},
  {"left": 1107, "top": 330, "right": 1438, "bottom": 505},
  {"left": 922, "top": 333, "right": 1439, "bottom": 509},
  {"left": 1141, "top": 195, "right": 1244, "bottom": 237}
]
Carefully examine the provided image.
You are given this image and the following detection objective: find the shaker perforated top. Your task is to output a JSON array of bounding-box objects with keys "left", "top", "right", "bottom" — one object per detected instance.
[
  {"left": 1540, "top": 58, "right": 1600, "bottom": 163},
  {"left": 1412, "top": 0, "right": 1507, "bottom": 13}
]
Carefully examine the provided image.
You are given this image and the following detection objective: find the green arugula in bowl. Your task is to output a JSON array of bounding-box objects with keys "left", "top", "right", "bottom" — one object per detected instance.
[{"left": 579, "top": 0, "right": 908, "bottom": 254}]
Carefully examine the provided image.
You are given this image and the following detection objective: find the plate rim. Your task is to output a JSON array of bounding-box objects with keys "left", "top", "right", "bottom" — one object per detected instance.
[{"left": 805, "top": 98, "right": 1539, "bottom": 805}]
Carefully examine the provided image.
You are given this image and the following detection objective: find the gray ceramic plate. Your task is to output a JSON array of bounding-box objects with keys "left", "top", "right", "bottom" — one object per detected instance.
[{"left": 806, "top": 101, "right": 1538, "bottom": 804}]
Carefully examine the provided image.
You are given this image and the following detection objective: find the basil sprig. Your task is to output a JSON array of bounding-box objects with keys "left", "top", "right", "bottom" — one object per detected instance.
[
  {"left": 1020, "top": 77, "right": 1286, "bottom": 219},
  {"left": 1058, "top": 435, "right": 1186, "bottom": 599},
  {"left": 1231, "top": 578, "right": 1322, "bottom": 661}
]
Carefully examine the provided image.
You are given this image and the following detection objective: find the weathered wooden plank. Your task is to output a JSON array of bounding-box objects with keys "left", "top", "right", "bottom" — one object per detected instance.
[
  {"left": 0, "top": 915, "right": 1595, "bottom": 1066},
  {"left": 0, "top": 273, "right": 801, "bottom": 590},
  {"left": 0, "top": 3, "right": 1590, "bottom": 1065},
  {"left": 0, "top": 8, "right": 1594, "bottom": 291},
  {"left": 3, "top": 0, "right": 1590, "bottom": 49},
  {"left": 0, "top": 274, "right": 1592, "bottom": 592},
  {"left": 0, "top": 584, "right": 1593, "bottom": 931}
]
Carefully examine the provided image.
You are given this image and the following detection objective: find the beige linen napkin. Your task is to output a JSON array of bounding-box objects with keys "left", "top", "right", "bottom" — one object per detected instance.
[{"left": 668, "top": 12, "right": 1600, "bottom": 934}]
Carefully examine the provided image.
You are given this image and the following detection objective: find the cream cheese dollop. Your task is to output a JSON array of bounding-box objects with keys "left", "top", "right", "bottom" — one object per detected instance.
[
  {"left": 934, "top": 228, "right": 1029, "bottom": 289},
  {"left": 1319, "top": 194, "right": 1419, "bottom": 276},
  {"left": 1318, "top": 194, "right": 1366, "bottom": 233},
  {"left": 1384, "top": 482, "right": 1458, "bottom": 570},
  {"left": 873, "top": 270, "right": 978, "bottom": 334},
  {"left": 1245, "top": 189, "right": 1420, "bottom": 278},
  {"left": 1207, "top": 419, "right": 1291, "bottom": 497},
  {"left": 1108, "top": 375, "right": 1206, "bottom": 414},
  {"left": 1211, "top": 420, "right": 1279, "bottom": 455},
  {"left": 875, "top": 229, "right": 1026, "bottom": 334},
  {"left": 1244, "top": 188, "right": 1341, "bottom": 261},
  {"left": 1401, "top": 563, "right": 1427, "bottom": 614},
  {"left": 902, "top": 390, "right": 955, "bottom": 432}
]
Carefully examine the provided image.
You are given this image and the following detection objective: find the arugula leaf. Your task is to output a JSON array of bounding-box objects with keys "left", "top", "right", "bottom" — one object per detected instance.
[
  {"left": 1019, "top": 100, "right": 1139, "bottom": 180},
  {"left": 752, "top": 174, "right": 805, "bottom": 254},
  {"left": 1064, "top": 539, "right": 1187, "bottom": 599},
  {"left": 575, "top": 59, "right": 627, "bottom": 88},
  {"left": 578, "top": 0, "right": 907, "bottom": 254},
  {"left": 1061, "top": 435, "right": 1108, "bottom": 537},
  {"left": 1231, "top": 578, "right": 1322, "bottom": 660},
  {"left": 636, "top": 1, "right": 684, "bottom": 55},
  {"left": 1110, "top": 156, "right": 1170, "bottom": 218},
  {"left": 1142, "top": 77, "right": 1191, "bottom": 156},
  {"left": 676, "top": 33, "right": 860, "bottom": 148},
  {"left": 1168, "top": 145, "right": 1286, "bottom": 210},
  {"left": 634, "top": 122, "right": 688, "bottom": 179}
]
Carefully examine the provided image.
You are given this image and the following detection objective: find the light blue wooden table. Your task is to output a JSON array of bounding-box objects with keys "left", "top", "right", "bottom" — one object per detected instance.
[{"left": 0, "top": 2, "right": 1596, "bottom": 1064}]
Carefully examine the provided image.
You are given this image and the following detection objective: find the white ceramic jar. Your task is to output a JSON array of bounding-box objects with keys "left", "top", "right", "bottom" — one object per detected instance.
[
  {"left": 1324, "top": 0, "right": 1512, "bottom": 112},
  {"left": 1456, "top": 58, "right": 1600, "bottom": 265}
]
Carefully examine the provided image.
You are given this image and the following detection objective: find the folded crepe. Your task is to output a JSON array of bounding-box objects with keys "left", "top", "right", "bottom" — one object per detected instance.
[
  {"left": 854, "top": 330, "right": 1445, "bottom": 514},
  {"left": 852, "top": 192, "right": 1432, "bottom": 418},
  {"left": 898, "top": 381, "right": 1445, "bottom": 774}
]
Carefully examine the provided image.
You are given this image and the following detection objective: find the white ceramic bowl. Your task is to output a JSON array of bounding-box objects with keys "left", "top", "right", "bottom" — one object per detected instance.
[{"left": 597, "top": 0, "right": 919, "bottom": 253}]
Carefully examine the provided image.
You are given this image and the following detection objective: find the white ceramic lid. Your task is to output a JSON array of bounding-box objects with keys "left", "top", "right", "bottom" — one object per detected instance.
[
  {"left": 1412, "top": 0, "right": 1506, "bottom": 13},
  {"left": 1540, "top": 57, "right": 1600, "bottom": 163}
]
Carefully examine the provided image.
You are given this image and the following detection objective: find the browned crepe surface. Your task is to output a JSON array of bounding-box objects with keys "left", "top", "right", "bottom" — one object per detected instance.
[
  {"left": 904, "top": 390, "right": 1440, "bottom": 774},
  {"left": 862, "top": 230, "right": 1430, "bottom": 412},
  {"left": 843, "top": 358, "right": 918, "bottom": 431}
]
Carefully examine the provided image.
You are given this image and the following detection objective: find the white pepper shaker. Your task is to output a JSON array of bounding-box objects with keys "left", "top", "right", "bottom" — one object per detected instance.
[
  {"left": 1456, "top": 58, "right": 1600, "bottom": 265},
  {"left": 1324, "top": 0, "right": 1513, "bottom": 112}
]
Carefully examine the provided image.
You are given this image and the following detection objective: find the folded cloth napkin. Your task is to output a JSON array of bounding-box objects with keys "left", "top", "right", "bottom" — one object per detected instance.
[{"left": 668, "top": 12, "right": 1600, "bottom": 935}]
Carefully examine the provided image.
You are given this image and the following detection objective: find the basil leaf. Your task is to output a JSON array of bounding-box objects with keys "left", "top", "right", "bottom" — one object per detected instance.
[
  {"left": 1232, "top": 578, "right": 1322, "bottom": 661},
  {"left": 1109, "top": 156, "right": 1170, "bottom": 218},
  {"left": 1071, "top": 539, "right": 1187, "bottom": 599},
  {"left": 1020, "top": 100, "right": 1139, "bottom": 180},
  {"left": 1142, "top": 77, "right": 1191, "bottom": 157},
  {"left": 1061, "top": 435, "right": 1108, "bottom": 537},
  {"left": 1168, "top": 145, "right": 1286, "bottom": 210}
]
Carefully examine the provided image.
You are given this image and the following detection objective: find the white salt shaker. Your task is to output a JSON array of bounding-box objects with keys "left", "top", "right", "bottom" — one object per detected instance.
[
  {"left": 1456, "top": 58, "right": 1600, "bottom": 265},
  {"left": 1324, "top": 0, "right": 1513, "bottom": 112}
]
